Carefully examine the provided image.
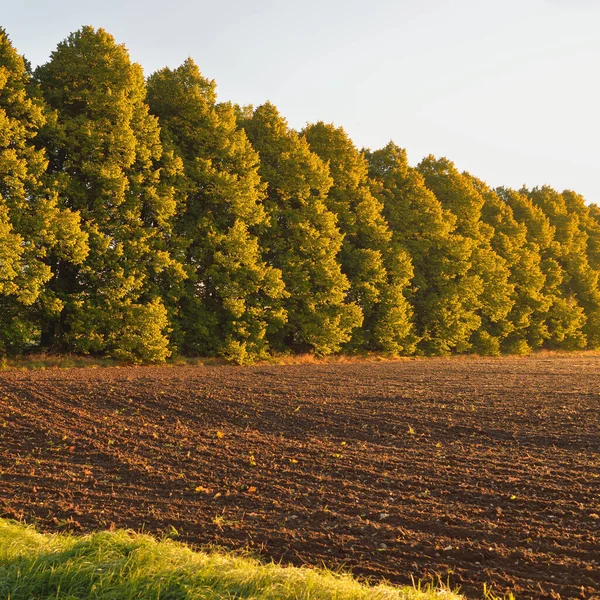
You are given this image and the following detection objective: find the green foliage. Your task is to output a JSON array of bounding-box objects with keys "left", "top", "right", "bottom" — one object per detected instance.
[
  {"left": 368, "top": 145, "right": 480, "bottom": 354},
  {"left": 527, "top": 186, "right": 600, "bottom": 348},
  {"left": 34, "top": 27, "right": 181, "bottom": 362},
  {"left": 544, "top": 295, "right": 587, "bottom": 350},
  {"left": 418, "top": 157, "right": 514, "bottom": 353},
  {"left": 500, "top": 186, "right": 590, "bottom": 350},
  {"left": 147, "top": 59, "right": 286, "bottom": 363},
  {"left": 489, "top": 187, "right": 552, "bottom": 351},
  {"left": 475, "top": 183, "right": 547, "bottom": 354},
  {"left": 304, "top": 123, "right": 416, "bottom": 354},
  {"left": 241, "top": 104, "right": 363, "bottom": 355},
  {"left": 0, "top": 28, "right": 87, "bottom": 354},
  {"left": 0, "top": 24, "right": 598, "bottom": 361},
  {"left": 65, "top": 297, "right": 172, "bottom": 363}
]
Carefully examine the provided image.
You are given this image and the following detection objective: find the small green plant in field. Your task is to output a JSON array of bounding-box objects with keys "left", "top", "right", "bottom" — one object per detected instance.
[{"left": 0, "top": 519, "right": 464, "bottom": 600}]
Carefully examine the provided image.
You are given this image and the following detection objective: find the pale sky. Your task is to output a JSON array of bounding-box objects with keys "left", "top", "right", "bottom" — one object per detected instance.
[{"left": 4, "top": 0, "right": 600, "bottom": 204}]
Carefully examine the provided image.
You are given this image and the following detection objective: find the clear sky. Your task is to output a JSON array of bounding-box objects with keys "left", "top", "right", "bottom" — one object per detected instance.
[{"left": 4, "top": 0, "right": 600, "bottom": 203}]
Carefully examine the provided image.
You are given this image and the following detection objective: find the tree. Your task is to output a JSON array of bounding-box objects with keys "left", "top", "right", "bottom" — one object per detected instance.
[
  {"left": 474, "top": 181, "right": 547, "bottom": 354},
  {"left": 418, "top": 156, "right": 514, "bottom": 355},
  {"left": 525, "top": 186, "right": 595, "bottom": 348},
  {"left": 586, "top": 203, "right": 600, "bottom": 272},
  {"left": 34, "top": 26, "right": 183, "bottom": 362},
  {"left": 500, "top": 187, "right": 586, "bottom": 350},
  {"left": 241, "top": 103, "right": 362, "bottom": 355},
  {"left": 147, "top": 59, "right": 286, "bottom": 363},
  {"left": 367, "top": 144, "right": 482, "bottom": 354},
  {"left": 0, "top": 28, "right": 87, "bottom": 354},
  {"left": 303, "top": 123, "right": 415, "bottom": 354}
]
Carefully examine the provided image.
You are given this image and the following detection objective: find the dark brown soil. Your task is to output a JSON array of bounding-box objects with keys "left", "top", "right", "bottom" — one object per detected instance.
[{"left": 1, "top": 356, "right": 598, "bottom": 599}]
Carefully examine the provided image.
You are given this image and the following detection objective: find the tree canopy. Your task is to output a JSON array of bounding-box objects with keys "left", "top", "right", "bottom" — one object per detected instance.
[
  {"left": 241, "top": 104, "right": 362, "bottom": 355},
  {"left": 146, "top": 59, "right": 286, "bottom": 363},
  {"left": 0, "top": 25, "right": 598, "bottom": 362}
]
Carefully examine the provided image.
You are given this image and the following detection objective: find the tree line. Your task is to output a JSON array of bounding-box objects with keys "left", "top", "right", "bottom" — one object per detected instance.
[{"left": 1, "top": 26, "right": 599, "bottom": 363}]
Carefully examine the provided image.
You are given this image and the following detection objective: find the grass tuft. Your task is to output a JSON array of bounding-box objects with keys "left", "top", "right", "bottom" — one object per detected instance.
[{"left": 0, "top": 519, "right": 463, "bottom": 600}]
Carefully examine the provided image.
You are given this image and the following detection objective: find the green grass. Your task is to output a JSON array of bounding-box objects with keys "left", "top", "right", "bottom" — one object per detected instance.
[{"left": 0, "top": 519, "right": 462, "bottom": 600}]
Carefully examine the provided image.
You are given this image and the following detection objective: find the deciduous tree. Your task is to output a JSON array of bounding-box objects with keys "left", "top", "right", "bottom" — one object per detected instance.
[
  {"left": 418, "top": 156, "right": 514, "bottom": 355},
  {"left": 0, "top": 28, "right": 87, "bottom": 354},
  {"left": 147, "top": 60, "right": 286, "bottom": 363},
  {"left": 501, "top": 187, "right": 586, "bottom": 350},
  {"left": 241, "top": 103, "right": 362, "bottom": 355},
  {"left": 304, "top": 124, "right": 415, "bottom": 354},
  {"left": 367, "top": 144, "right": 480, "bottom": 354},
  {"left": 35, "top": 27, "right": 182, "bottom": 362}
]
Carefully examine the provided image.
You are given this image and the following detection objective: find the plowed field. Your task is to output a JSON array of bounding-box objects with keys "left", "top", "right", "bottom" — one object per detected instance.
[{"left": 1, "top": 356, "right": 598, "bottom": 599}]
